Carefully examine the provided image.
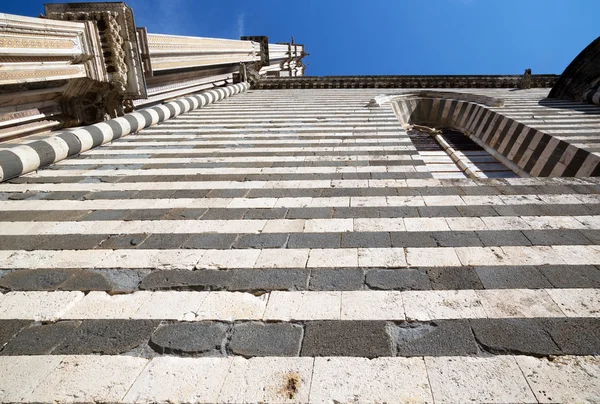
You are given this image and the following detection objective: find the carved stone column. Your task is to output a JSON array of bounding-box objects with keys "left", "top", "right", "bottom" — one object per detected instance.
[{"left": 0, "top": 13, "right": 106, "bottom": 139}]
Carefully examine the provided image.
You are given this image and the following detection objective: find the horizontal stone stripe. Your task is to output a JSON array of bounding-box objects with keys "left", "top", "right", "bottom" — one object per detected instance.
[
  {"left": 2, "top": 265, "right": 598, "bottom": 293},
  {"left": 52, "top": 155, "right": 418, "bottom": 165},
  {"left": 0, "top": 83, "right": 250, "bottom": 183},
  {"left": 0, "top": 216, "right": 597, "bottom": 236},
  {"left": 0, "top": 318, "right": 598, "bottom": 357},
  {"left": 82, "top": 146, "right": 417, "bottom": 155},
  {"left": 0, "top": 288, "right": 597, "bottom": 321},
  {"left": 24, "top": 166, "right": 423, "bottom": 177},
  {"left": 1, "top": 194, "right": 598, "bottom": 211},
  {"left": 1, "top": 355, "right": 597, "bottom": 403},
  {"left": 0, "top": 228, "right": 595, "bottom": 251},
  {"left": 1, "top": 245, "right": 600, "bottom": 270}
]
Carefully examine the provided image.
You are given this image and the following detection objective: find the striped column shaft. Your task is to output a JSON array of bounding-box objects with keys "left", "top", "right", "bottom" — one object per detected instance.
[{"left": 0, "top": 82, "right": 250, "bottom": 183}]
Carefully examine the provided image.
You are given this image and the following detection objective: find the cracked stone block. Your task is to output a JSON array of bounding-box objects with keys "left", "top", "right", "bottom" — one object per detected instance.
[
  {"left": 0, "top": 320, "right": 32, "bottom": 350},
  {"left": 1, "top": 321, "right": 80, "bottom": 355},
  {"left": 230, "top": 322, "right": 303, "bottom": 357},
  {"left": 390, "top": 320, "right": 477, "bottom": 356},
  {"left": 365, "top": 269, "right": 431, "bottom": 290},
  {"left": 301, "top": 321, "right": 392, "bottom": 358},
  {"left": 309, "top": 269, "right": 364, "bottom": 291},
  {"left": 54, "top": 319, "right": 159, "bottom": 355},
  {"left": 541, "top": 318, "right": 600, "bottom": 355},
  {"left": 228, "top": 269, "right": 309, "bottom": 291},
  {"left": 149, "top": 322, "right": 228, "bottom": 356},
  {"left": 470, "top": 318, "right": 561, "bottom": 356}
]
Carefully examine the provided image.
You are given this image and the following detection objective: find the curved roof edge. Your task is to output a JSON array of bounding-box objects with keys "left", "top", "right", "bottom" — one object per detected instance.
[{"left": 549, "top": 36, "right": 600, "bottom": 102}]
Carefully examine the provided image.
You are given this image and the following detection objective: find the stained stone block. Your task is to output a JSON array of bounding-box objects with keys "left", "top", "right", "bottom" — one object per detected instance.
[
  {"left": 301, "top": 321, "right": 392, "bottom": 358},
  {"left": 54, "top": 319, "right": 159, "bottom": 355},
  {"left": 365, "top": 269, "right": 431, "bottom": 290},
  {"left": 309, "top": 269, "right": 364, "bottom": 291},
  {"left": 149, "top": 322, "right": 228, "bottom": 356},
  {"left": 390, "top": 320, "right": 477, "bottom": 356},
  {"left": 1, "top": 321, "right": 80, "bottom": 355},
  {"left": 470, "top": 318, "right": 561, "bottom": 356},
  {"left": 431, "top": 231, "right": 483, "bottom": 247},
  {"left": 230, "top": 322, "right": 303, "bottom": 356}
]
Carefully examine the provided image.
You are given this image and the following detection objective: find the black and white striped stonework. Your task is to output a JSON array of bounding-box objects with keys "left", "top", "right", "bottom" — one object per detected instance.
[
  {"left": 0, "top": 83, "right": 249, "bottom": 183},
  {"left": 0, "top": 88, "right": 599, "bottom": 403}
]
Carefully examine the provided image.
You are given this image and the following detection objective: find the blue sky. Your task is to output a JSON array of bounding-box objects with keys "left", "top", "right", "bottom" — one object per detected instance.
[{"left": 5, "top": 0, "right": 599, "bottom": 76}]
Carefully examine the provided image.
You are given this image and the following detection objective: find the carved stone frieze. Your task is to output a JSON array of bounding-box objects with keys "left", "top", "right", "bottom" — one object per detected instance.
[{"left": 45, "top": 2, "right": 147, "bottom": 99}]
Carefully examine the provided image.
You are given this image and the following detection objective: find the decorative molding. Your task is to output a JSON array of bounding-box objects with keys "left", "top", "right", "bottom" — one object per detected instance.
[{"left": 254, "top": 75, "right": 559, "bottom": 90}]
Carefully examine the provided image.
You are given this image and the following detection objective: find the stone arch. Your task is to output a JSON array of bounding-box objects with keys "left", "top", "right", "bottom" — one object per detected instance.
[{"left": 375, "top": 92, "right": 600, "bottom": 177}]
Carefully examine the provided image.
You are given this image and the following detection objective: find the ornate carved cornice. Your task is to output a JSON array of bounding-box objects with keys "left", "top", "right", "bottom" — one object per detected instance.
[
  {"left": 44, "top": 2, "right": 147, "bottom": 99},
  {"left": 254, "top": 75, "right": 559, "bottom": 90}
]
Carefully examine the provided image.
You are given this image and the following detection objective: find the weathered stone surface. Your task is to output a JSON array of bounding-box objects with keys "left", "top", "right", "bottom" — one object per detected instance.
[
  {"left": 140, "top": 270, "right": 231, "bottom": 291},
  {"left": 58, "top": 270, "right": 112, "bottom": 291},
  {"left": 230, "top": 322, "right": 302, "bottom": 357},
  {"left": 233, "top": 234, "right": 288, "bottom": 249},
  {"left": 470, "top": 318, "right": 561, "bottom": 356},
  {"left": 539, "top": 265, "right": 600, "bottom": 288},
  {"left": 474, "top": 266, "right": 552, "bottom": 289},
  {"left": 390, "top": 320, "right": 477, "bottom": 356},
  {"left": 1, "top": 321, "right": 80, "bottom": 355},
  {"left": 309, "top": 269, "right": 364, "bottom": 291},
  {"left": 0, "top": 269, "right": 72, "bottom": 291},
  {"left": 542, "top": 318, "right": 600, "bottom": 355},
  {"left": 98, "top": 233, "right": 149, "bottom": 249},
  {"left": 91, "top": 269, "right": 147, "bottom": 292},
  {"left": 427, "top": 266, "right": 483, "bottom": 290},
  {"left": 365, "top": 269, "right": 431, "bottom": 290},
  {"left": 301, "top": 321, "right": 392, "bottom": 358},
  {"left": 0, "top": 320, "right": 31, "bottom": 350},
  {"left": 228, "top": 269, "right": 309, "bottom": 291},
  {"left": 149, "top": 322, "right": 228, "bottom": 356},
  {"left": 54, "top": 319, "right": 159, "bottom": 355}
]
